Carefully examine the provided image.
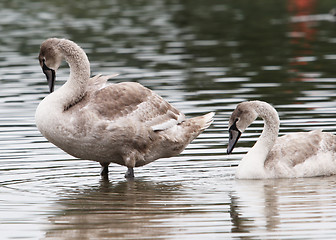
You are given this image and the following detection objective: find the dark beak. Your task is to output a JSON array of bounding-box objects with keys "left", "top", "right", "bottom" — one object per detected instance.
[
  {"left": 227, "top": 121, "right": 242, "bottom": 154},
  {"left": 42, "top": 62, "right": 55, "bottom": 93}
]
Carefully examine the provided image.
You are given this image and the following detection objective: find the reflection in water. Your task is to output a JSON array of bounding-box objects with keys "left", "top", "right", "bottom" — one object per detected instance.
[
  {"left": 2, "top": 0, "right": 336, "bottom": 239},
  {"left": 288, "top": 0, "right": 317, "bottom": 82},
  {"left": 230, "top": 177, "right": 336, "bottom": 238},
  {"left": 45, "top": 179, "right": 183, "bottom": 239},
  {"left": 230, "top": 180, "right": 280, "bottom": 235}
]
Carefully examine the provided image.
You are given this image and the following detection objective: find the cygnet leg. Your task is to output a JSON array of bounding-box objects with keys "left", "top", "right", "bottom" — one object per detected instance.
[
  {"left": 100, "top": 163, "right": 109, "bottom": 178},
  {"left": 124, "top": 167, "right": 134, "bottom": 178}
]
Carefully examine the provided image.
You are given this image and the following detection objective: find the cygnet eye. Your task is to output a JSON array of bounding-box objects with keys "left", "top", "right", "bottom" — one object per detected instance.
[{"left": 42, "top": 58, "right": 52, "bottom": 71}]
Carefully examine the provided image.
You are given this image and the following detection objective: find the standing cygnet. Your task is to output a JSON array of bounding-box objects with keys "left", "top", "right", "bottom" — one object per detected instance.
[
  {"left": 35, "top": 38, "right": 214, "bottom": 179},
  {"left": 227, "top": 100, "right": 336, "bottom": 179}
]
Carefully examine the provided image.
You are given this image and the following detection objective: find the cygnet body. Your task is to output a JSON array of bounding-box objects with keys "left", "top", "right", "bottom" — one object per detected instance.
[
  {"left": 227, "top": 100, "right": 336, "bottom": 179},
  {"left": 35, "top": 38, "right": 214, "bottom": 178}
]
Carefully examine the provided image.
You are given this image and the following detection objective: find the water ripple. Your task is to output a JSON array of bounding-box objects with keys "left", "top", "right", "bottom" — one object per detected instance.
[{"left": 1, "top": 0, "right": 336, "bottom": 239}]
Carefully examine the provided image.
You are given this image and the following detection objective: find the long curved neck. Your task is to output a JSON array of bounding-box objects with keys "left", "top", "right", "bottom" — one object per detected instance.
[
  {"left": 253, "top": 101, "right": 280, "bottom": 151},
  {"left": 55, "top": 40, "right": 91, "bottom": 110},
  {"left": 236, "top": 101, "right": 280, "bottom": 179}
]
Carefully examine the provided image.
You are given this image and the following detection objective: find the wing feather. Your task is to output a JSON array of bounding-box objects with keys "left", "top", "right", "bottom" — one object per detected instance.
[
  {"left": 82, "top": 79, "right": 183, "bottom": 130},
  {"left": 265, "top": 130, "right": 336, "bottom": 168}
]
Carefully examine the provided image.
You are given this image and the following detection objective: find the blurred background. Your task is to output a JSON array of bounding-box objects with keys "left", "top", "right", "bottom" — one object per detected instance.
[{"left": 1, "top": 0, "right": 336, "bottom": 239}]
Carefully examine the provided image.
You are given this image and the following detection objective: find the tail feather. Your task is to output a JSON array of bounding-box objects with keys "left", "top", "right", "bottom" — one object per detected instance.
[
  {"left": 159, "top": 112, "right": 214, "bottom": 156},
  {"left": 183, "top": 111, "right": 214, "bottom": 143},
  {"left": 200, "top": 112, "right": 215, "bottom": 130}
]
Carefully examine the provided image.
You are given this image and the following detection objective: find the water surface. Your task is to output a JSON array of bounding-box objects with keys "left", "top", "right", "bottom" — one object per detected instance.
[{"left": 1, "top": 0, "right": 336, "bottom": 239}]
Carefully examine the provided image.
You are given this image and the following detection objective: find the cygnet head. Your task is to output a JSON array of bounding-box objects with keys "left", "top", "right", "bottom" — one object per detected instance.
[
  {"left": 38, "top": 38, "right": 63, "bottom": 93},
  {"left": 227, "top": 102, "right": 258, "bottom": 154}
]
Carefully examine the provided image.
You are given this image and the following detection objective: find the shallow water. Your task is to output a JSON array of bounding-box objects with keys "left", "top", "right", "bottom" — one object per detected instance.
[{"left": 1, "top": 0, "right": 336, "bottom": 239}]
